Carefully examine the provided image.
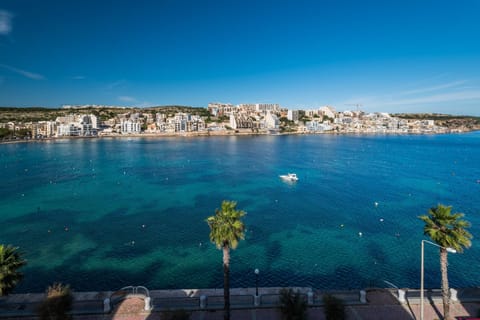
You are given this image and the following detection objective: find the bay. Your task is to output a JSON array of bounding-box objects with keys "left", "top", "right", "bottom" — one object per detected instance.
[{"left": 1, "top": 133, "right": 479, "bottom": 293}]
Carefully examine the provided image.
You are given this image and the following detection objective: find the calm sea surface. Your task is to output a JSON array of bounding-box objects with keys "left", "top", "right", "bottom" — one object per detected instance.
[{"left": 1, "top": 133, "right": 479, "bottom": 293}]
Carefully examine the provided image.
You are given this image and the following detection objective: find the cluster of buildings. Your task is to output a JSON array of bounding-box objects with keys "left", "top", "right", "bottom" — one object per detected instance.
[
  {"left": 207, "top": 103, "right": 446, "bottom": 134},
  {"left": 0, "top": 103, "right": 449, "bottom": 139}
]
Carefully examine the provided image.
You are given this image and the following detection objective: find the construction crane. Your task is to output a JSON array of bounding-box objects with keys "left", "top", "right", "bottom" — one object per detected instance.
[{"left": 345, "top": 104, "right": 363, "bottom": 112}]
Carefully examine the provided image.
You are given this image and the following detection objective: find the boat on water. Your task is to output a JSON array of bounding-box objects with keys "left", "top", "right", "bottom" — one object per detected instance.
[{"left": 279, "top": 173, "right": 299, "bottom": 182}]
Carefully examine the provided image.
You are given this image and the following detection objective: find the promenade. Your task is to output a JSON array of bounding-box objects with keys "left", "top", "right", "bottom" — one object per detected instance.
[{"left": 1, "top": 287, "right": 480, "bottom": 319}]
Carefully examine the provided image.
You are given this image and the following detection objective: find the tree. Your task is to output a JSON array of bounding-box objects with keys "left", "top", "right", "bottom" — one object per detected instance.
[
  {"left": 418, "top": 204, "right": 472, "bottom": 320},
  {"left": 206, "top": 200, "right": 246, "bottom": 320},
  {"left": 0, "top": 244, "right": 27, "bottom": 296},
  {"left": 323, "top": 294, "right": 345, "bottom": 320},
  {"left": 38, "top": 283, "right": 73, "bottom": 320},
  {"left": 279, "top": 288, "right": 308, "bottom": 320}
]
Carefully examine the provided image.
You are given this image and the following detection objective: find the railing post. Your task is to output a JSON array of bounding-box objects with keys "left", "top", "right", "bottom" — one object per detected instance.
[
  {"left": 254, "top": 294, "right": 261, "bottom": 306},
  {"left": 200, "top": 295, "right": 207, "bottom": 309},
  {"left": 398, "top": 289, "right": 406, "bottom": 303},
  {"left": 144, "top": 297, "right": 152, "bottom": 311},
  {"left": 307, "top": 291, "right": 314, "bottom": 305},
  {"left": 450, "top": 288, "right": 458, "bottom": 302},
  {"left": 360, "top": 290, "right": 367, "bottom": 303},
  {"left": 103, "top": 298, "right": 111, "bottom": 313}
]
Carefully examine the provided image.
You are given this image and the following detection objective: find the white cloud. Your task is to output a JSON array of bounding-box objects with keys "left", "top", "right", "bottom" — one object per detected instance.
[
  {"left": 0, "top": 64, "right": 45, "bottom": 80},
  {"left": 400, "top": 80, "right": 467, "bottom": 96},
  {"left": 340, "top": 78, "right": 480, "bottom": 114},
  {"left": 383, "top": 90, "right": 480, "bottom": 106},
  {"left": 118, "top": 96, "right": 137, "bottom": 103},
  {"left": 0, "top": 10, "right": 12, "bottom": 35},
  {"left": 107, "top": 80, "right": 126, "bottom": 90}
]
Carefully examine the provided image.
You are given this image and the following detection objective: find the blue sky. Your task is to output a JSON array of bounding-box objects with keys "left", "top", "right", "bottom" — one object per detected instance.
[{"left": 0, "top": 0, "right": 479, "bottom": 115}]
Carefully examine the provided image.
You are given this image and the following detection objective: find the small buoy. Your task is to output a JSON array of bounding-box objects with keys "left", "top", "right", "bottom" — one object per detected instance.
[
  {"left": 340, "top": 224, "right": 344, "bottom": 228},
  {"left": 374, "top": 202, "right": 379, "bottom": 207},
  {"left": 380, "top": 218, "right": 384, "bottom": 222},
  {"left": 142, "top": 224, "right": 146, "bottom": 228},
  {"left": 64, "top": 227, "right": 69, "bottom": 231},
  {"left": 358, "top": 232, "right": 363, "bottom": 237}
]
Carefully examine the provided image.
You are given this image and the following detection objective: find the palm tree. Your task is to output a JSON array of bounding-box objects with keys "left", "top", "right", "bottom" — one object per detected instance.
[
  {"left": 418, "top": 204, "right": 472, "bottom": 320},
  {"left": 0, "top": 244, "right": 27, "bottom": 296},
  {"left": 206, "top": 200, "right": 246, "bottom": 320},
  {"left": 38, "top": 283, "right": 73, "bottom": 320}
]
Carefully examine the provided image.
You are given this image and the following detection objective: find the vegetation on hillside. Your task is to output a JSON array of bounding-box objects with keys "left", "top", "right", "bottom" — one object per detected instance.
[
  {"left": 0, "top": 106, "right": 205, "bottom": 123},
  {"left": 393, "top": 113, "right": 480, "bottom": 121},
  {"left": 394, "top": 113, "right": 480, "bottom": 130}
]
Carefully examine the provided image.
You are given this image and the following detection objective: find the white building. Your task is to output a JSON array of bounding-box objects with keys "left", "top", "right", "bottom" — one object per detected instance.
[
  {"left": 55, "top": 114, "right": 98, "bottom": 137},
  {"left": 57, "top": 123, "right": 81, "bottom": 136},
  {"left": 256, "top": 103, "right": 280, "bottom": 113},
  {"left": 287, "top": 110, "right": 299, "bottom": 122},
  {"left": 229, "top": 114, "right": 238, "bottom": 129},
  {"left": 305, "top": 109, "right": 319, "bottom": 117},
  {"left": 121, "top": 120, "right": 141, "bottom": 134},
  {"left": 208, "top": 102, "right": 235, "bottom": 116},
  {"left": 264, "top": 111, "right": 279, "bottom": 129},
  {"left": 319, "top": 106, "right": 336, "bottom": 119},
  {"left": 306, "top": 120, "right": 333, "bottom": 132}
]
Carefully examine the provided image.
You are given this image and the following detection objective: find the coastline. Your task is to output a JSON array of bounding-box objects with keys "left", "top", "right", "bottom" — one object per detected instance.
[{"left": 1, "top": 128, "right": 478, "bottom": 145}]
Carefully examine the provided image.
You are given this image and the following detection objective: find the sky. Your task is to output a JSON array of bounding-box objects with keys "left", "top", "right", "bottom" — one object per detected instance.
[{"left": 0, "top": 0, "right": 479, "bottom": 115}]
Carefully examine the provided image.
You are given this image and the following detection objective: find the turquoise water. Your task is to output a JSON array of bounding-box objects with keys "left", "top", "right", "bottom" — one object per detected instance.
[{"left": 1, "top": 133, "right": 479, "bottom": 293}]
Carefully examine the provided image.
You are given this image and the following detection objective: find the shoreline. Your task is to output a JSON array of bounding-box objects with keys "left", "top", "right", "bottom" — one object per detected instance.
[{"left": 1, "top": 128, "right": 478, "bottom": 145}]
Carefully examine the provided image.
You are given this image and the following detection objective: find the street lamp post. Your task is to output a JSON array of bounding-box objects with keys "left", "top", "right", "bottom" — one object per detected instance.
[
  {"left": 254, "top": 268, "right": 260, "bottom": 296},
  {"left": 420, "top": 240, "right": 456, "bottom": 320}
]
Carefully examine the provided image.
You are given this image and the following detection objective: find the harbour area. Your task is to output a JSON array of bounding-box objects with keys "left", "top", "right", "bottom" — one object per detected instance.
[
  {"left": 1, "top": 104, "right": 480, "bottom": 143},
  {"left": 1, "top": 286, "right": 480, "bottom": 319}
]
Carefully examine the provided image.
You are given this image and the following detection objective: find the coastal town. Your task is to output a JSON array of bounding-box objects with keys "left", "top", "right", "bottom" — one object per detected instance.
[{"left": 0, "top": 103, "right": 479, "bottom": 141}]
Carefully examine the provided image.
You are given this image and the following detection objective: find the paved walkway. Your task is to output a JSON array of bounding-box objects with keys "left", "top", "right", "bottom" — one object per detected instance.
[{"left": 1, "top": 287, "right": 480, "bottom": 319}]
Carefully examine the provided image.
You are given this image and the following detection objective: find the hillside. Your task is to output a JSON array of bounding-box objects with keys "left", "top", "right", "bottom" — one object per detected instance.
[
  {"left": 0, "top": 106, "right": 208, "bottom": 123},
  {"left": 393, "top": 113, "right": 480, "bottom": 131}
]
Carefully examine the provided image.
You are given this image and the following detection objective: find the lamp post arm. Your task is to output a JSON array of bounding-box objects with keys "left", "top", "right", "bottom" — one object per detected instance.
[{"left": 422, "top": 240, "right": 457, "bottom": 253}]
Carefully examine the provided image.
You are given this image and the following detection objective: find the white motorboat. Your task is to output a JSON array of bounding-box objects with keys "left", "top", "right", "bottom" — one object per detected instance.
[{"left": 279, "top": 173, "right": 298, "bottom": 182}]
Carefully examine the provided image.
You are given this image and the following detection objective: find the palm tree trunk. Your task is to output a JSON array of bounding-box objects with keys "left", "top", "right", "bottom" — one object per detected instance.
[
  {"left": 223, "top": 245, "right": 230, "bottom": 320},
  {"left": 440, "top": 248, "right": 450, "bottom": 320}
]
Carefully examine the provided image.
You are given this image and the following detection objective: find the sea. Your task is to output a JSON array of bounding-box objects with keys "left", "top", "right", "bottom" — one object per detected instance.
[{"left": 1, "top": 132, "right": 479, "bottom": 293}]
